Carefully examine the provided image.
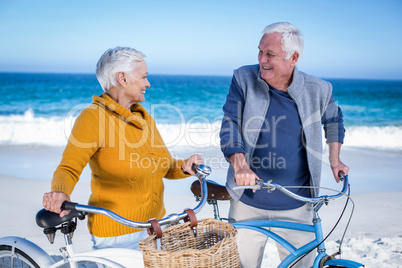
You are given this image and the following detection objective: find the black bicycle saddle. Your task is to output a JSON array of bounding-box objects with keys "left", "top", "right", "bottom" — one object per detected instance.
[{"left": 36, "top": 208, "right": 86, "bottom": 228}]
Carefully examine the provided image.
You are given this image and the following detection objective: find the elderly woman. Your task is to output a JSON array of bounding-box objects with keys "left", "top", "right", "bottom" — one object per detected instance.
[{"left": 43, "top": 47, "right": 203, "bottom": 250}]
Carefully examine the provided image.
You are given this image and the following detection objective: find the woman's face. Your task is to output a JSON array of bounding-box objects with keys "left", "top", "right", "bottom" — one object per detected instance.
[{"left": 124, "top": 60, "right": 151, "bottom": 104}]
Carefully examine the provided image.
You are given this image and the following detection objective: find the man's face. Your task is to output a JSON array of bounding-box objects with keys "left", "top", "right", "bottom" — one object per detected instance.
[{"left": 258, "top": 33, "right": 298, "bottom": 88}]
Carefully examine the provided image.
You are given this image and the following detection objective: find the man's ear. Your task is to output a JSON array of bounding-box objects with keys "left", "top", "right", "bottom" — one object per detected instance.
[
  {"left": 290, "top": 52, "right": 299, "bottom": 66},
  {"left": 116, "top": 72, "right": 127, "bottom": 86}
]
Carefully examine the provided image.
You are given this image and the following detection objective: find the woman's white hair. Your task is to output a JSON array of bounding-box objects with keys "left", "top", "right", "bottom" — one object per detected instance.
[
  {"left": 96, "top": 47, "right": 146, "bottom": 92},
  {"left": 262, "top": 22, "right": 304, "bottom": 60}
]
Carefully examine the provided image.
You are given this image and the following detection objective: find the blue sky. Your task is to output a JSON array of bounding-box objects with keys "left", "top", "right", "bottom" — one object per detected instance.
[{"left": 0, "top": 0, "right": 401, "bottom": 79}]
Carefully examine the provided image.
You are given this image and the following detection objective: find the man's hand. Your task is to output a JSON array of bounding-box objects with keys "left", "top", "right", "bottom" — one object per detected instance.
[
  {"left": 329, "top": 142, "right": 349, "bottom": 182},
  {"left": 330, "top": 159, "right": 349, "bottom": 183},
  {"left": 230, "top": 153, "right": 260, "bottom": 192}
]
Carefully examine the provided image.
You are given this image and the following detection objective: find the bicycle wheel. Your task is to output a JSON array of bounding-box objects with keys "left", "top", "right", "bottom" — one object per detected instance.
[{"left": 0, "top": 245, "right": 40, "bottom": 268}]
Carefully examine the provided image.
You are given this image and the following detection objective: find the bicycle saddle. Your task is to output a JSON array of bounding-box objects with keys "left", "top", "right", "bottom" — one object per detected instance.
[
  {"left": 36, "top": 208, "right": 86, "bottom": 228},
  {"left": 191, "top": 179, "right": 232, "bottom": 200}
]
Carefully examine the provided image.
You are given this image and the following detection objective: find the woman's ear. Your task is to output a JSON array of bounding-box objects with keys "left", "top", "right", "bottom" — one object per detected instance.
[{"left": 116, "top": 72, "right": 127, "bottom": 87}]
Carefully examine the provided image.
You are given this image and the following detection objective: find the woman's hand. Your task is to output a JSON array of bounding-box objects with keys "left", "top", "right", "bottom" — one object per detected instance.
[
  {"left": 43, "top": 192, "right": 71, "bottom": 217},
  {"left": 181, "top": 154, "right": 204, "bottom": 176}
]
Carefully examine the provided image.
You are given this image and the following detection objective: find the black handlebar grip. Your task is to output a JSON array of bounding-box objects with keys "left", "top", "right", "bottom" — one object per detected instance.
[
  {"left": 61, "top": 201, "right": 78, "bottom": 211},
  {"left": 192, "top": 163, "right": 199, "bottom": 175}
]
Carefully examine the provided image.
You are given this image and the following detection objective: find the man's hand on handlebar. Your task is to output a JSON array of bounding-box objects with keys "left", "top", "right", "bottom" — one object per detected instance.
[
  {"left": 330, "top": 159, "right": 350, "bottom": 183},
  {"left": 229, "top": 153, "right": 260, "bottom": 193},
  {"left": 234, "top": 167, "right": 260, "bottom": 193},
  {"left": 43, "top": 192, "right": 71, "bottom": 217},
  {"left": 328, "top": 142, "right": 349, "bottom": 183}
]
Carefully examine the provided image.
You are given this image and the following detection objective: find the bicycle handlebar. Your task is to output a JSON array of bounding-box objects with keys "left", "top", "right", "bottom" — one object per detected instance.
[
  {"left": 233, "top": 174, "right": 349, "bottom": 204},
  {"left": 61, "top": 164, "right": 211, "bottom": 229}
]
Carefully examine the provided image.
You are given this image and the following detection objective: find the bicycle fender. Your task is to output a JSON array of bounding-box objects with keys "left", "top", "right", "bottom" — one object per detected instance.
[
  {"left": 0, "top": 236, "right": 55, "bottom": 267},
  {"left": 324, "top": 258, "right": 364, "bottom": 267},
  {"left": 73, "top": 248, "right": 144, "bottom": 268}
]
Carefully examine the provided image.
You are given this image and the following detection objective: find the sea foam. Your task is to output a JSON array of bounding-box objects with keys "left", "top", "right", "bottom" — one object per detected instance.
[{"left": 0, "top": 111, "right": 401, "bottom": 151}]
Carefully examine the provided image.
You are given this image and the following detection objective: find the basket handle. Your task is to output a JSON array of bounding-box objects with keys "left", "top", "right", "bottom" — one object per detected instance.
[
  {"left": 184, "top": 209, "right": 198, "bottom": 228},
  {"left": 147, "top": 218, "right": 163, "bottom": 239}
]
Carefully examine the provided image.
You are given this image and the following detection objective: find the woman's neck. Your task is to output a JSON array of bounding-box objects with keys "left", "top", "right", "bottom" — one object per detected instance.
[{"left": 106, "top": 87, "right": 136, "bottom": 110}]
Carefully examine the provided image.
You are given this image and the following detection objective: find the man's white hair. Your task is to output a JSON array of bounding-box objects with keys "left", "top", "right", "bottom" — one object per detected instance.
[{"left": 262, "top": 22, "right": 304, "bottom": 60}]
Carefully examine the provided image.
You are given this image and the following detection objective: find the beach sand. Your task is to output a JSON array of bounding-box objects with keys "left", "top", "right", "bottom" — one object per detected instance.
[{"left": 0, "top": 145, "right": 401, "bottom": 267}]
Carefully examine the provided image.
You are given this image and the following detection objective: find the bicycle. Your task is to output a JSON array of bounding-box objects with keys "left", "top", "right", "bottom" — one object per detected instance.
[
  {"left": 190, "top": 174, "right": 365, "bottom": 268},
  {"left": 0, "top": 164, "right": 212, "bottom": 268}
]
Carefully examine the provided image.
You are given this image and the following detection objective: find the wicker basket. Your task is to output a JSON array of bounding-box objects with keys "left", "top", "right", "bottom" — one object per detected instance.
[{"left": 139, "top": 218, "right": 240, "bottom": 268}]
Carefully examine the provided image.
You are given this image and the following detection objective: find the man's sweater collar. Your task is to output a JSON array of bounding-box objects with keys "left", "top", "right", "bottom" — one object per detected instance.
[{"left": 287, "top": 67, "right": 304, "bottom": 99}]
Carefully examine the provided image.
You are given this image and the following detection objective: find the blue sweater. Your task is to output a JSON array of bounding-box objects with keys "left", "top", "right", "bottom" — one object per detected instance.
[{"left": 220, "top": 65, "right": 345, "bottom": 202}]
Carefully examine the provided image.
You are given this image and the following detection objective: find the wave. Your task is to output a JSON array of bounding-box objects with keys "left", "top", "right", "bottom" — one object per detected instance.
[
  {"left": 344, "top": 125, "right": 402, "bottom": 151},
  {"left": 1, "top": 111, "right": 401, "bottom": 151},
  {"left": 0, "top": 109, "right": 74, "bottom": 147}
]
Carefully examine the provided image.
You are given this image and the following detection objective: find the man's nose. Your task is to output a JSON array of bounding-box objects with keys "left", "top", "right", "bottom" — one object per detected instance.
[{"left": 259, "top": 54, "right": 269, "bottom": 63}]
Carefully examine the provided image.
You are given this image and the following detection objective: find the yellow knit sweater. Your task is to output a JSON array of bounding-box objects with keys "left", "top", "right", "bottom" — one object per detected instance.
[{"left": 51, "top": 94, "right": 190, "bottom": 237}]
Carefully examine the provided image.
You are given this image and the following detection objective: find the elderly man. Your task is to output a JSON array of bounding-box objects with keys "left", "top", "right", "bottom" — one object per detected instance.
[{"left": 220, "top": 22, "right": 349, "bottom": 267}]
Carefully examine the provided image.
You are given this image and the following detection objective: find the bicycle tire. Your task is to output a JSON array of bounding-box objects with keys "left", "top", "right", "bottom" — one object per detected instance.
[{"left": 0, "top": 245, "right": 40, "bottom": 268}]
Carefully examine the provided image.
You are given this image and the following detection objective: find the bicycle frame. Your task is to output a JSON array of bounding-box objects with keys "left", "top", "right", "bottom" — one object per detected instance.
[{"left": 233, "top": 217, "right": 362, "bottom": 267}]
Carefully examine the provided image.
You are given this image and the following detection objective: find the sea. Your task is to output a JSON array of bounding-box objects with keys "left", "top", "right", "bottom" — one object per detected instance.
[{"left": 0, "top": 72, "right": 401, "bottom": 151}]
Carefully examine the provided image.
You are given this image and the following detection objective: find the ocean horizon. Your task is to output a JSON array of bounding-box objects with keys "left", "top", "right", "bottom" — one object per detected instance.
[{"left": 1, "top": 72, "right": 401, "bottom": 151}]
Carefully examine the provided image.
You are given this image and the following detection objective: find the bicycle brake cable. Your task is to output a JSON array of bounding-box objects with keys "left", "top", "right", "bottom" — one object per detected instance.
[
  {"left": 285, "top": 184, "right": 355, "bottom": 267},
  {"left": 304, "top": 184, "right": 354, "bottom": 258},
  {"left": 337, "top": 184, "right": 354, "bottom": 254}
]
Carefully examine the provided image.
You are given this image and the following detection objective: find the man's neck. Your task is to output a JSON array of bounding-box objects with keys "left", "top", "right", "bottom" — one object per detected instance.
[{"left": 266, "top": 70, "right": 294, "bottom": 92}]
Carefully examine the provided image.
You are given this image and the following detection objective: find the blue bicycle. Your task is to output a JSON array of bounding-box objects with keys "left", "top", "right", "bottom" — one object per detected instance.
[{"left": 190, "top": 174, "right": 365, "bottom": 268}]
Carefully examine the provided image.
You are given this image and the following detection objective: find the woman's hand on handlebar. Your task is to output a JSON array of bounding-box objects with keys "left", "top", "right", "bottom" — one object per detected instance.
[
  {"left": 181, "top": 154, "right": 204, "bottom": 176},
  {"left": 43, "top": 192, "right": 71, "bottom": 217}
]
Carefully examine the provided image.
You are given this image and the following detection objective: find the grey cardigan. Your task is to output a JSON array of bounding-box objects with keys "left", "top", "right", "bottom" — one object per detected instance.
[{"left": 221, "top": 64, "right": 344, "bottom": 201}]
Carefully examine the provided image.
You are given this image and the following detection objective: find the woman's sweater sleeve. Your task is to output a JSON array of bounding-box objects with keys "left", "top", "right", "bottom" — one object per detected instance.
[
  {"left": 51, "top": 107, "right": 103, "bottom": 196},
  {"left": 164, "top": 158, "right": 191, "bottom": 180}
]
